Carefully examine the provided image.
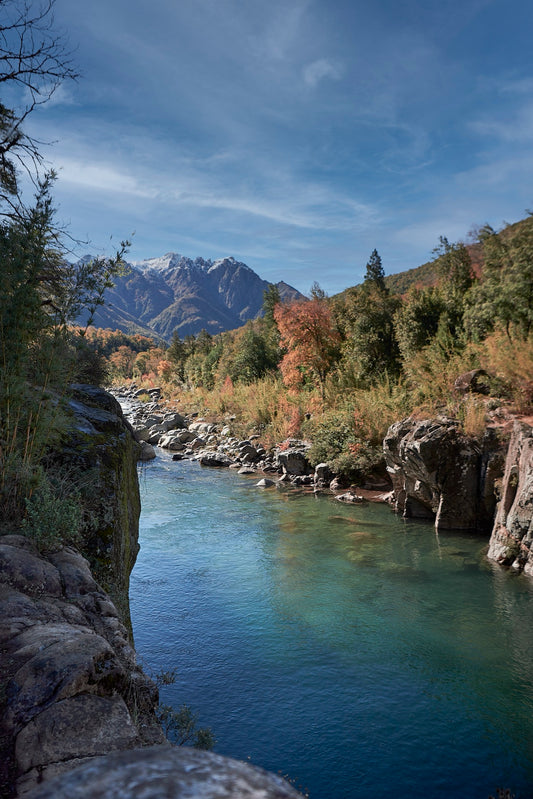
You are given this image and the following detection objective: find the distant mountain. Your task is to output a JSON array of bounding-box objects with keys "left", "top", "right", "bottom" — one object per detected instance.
[{"left": 85, "top": 253, "right": 304, "bottom": 341}]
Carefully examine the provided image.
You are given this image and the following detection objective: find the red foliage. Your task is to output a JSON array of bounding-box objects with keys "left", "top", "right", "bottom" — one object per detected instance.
[{"left": 273, "top": 298, "right": 339, "bottom": 394}]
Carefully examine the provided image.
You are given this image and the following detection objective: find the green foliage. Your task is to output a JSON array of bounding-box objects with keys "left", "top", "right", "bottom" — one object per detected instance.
[
  {"left": 0, "top": 178, "right": 130, "bottom": 528},
  {"left": 21, "top": 472, "right": 83, "bottom": 551},
  {"left": 465, "top": 216, "right": 533, "bottom": 340},
  {"left": 393, "top": 286, "right": 445, "bottom": 361},
  {"left": 334, "top": 282, "right": 400, "bottom": 384},
  {"left": 262, "top": 283, "right": 281, "bottom": 326},
  {"left": 306, "top": 406, "right": 384, "bottom": 482},
  {"left": 156, "top": 703, "right": 215, "bottom": 750},
  {"left": 364, "top": 249, "right": 386, "bottom": 292}
]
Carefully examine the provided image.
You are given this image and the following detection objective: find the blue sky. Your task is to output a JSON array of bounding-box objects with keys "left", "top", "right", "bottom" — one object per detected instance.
[{"left": 20, "top": 0, "right": 533, "bottom": 294}]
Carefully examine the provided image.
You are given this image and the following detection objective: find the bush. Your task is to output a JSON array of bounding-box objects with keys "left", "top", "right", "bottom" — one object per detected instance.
[{"left": 21, "top": 472, "right": 83, "bottom": 551}]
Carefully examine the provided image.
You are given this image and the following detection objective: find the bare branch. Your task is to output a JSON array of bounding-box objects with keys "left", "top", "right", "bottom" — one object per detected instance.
[{"left": 0, "top": 0, "right": 78, "bottom": 206}]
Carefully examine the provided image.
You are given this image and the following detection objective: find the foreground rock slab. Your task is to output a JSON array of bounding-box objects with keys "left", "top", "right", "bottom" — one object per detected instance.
[{"left": 26, "top": 745, "right": 303, "bottom": 799}]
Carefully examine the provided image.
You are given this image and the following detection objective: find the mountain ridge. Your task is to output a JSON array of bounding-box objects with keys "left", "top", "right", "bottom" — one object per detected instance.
[{"left": 86, "top": 253, "right": 303, "bottom": 341}]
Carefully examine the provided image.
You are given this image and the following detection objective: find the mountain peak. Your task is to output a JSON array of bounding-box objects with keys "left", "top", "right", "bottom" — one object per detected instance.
[{"left": 88, "top": 251, "right": 304, "bottom": 340}]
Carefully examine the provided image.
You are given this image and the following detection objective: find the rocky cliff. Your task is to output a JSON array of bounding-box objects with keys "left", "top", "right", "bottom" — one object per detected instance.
[
  {"left": 0, "top": 386, "right": 163, "bottom": 797},
  {"left": 383, "top": 416, "right": 505, "bottom": 531},
  {"left": 383, "top": 415, "right": 533, "bottom": 576},
  {"left": 487, "top": 421, "right": 533, "bottom": 574},
  {"left": 0, "top": 386, "right": 302, "bottom": 799}
]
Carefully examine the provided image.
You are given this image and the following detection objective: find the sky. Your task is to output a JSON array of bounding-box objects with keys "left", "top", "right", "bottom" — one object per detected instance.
[{"left": 13, "top": 0, "right": 533, "bottom": 294}]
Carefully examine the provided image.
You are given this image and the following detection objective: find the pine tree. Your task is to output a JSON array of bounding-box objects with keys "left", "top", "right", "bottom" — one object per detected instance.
[{"left": 363, "top": 249, "right": 386, "bottom": 292}]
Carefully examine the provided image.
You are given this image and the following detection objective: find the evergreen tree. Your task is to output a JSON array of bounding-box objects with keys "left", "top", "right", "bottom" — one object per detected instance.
[{"left": 363, "top": 249, "right": 387, "bottom": 292}]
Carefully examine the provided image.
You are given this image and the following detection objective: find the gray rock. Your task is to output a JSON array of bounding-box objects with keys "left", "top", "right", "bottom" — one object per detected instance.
[
  {"left": 15, "top": 694, "right": 137, "bottom": 771},
  {"left": 25, "top": 745, "right": 303, "bottom": 799},
  {"left": 199, "top": 453, "right": 231, "bottom": 467},
  {"left": 335, "top": 491, "right": 364, "bottom": 503},
  {"left": 139, "top": 441, "right": 157, "bottom": 461},
  {"left": 256, "top": 478, "right": 276, "bottom": 488},
  {"left": 277, "top": 449, "right": 310, "bottom": 476},
  {"left": 383, "top": 417, "right": 504, "bottom": 531},
  {"left": 487, "top": 421, "right": 533, "bottom": 574}
]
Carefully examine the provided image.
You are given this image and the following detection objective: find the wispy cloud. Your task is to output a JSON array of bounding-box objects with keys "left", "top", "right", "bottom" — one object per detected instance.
[{"left": 303, "top": 58, "right": 342, "bottom": 88}]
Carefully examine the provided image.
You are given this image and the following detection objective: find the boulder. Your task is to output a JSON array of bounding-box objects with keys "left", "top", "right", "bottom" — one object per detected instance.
[
  {"left": 487, "top": 421, "right": 533, "bottom": 574},
  {"left": 383, "top": 417, "right": 504, "bottom": 531},
  {"left": 199, "top": 453, "right": 231, "bottom": 468},
  {"left": 25, "top": 745, "right": 303, "bottom": 799},
  {"left": 0, "top": 538, "right": 163, "bottom": 796},
  {"left": 139, "top": 442, "right": 156, "bottom": 461},
  {"left": 277, "top": 449, "right": 310, "bottom": 477},
  {"left": 454, "top": 369, "right": 491, "bottom": 395},
  {"left": 314, "top": 462, "right": 332, "bottom": 487},
  {"left": 256, "top": 478, "right": 276, "bottom": 488},
  {"left": 335, "top": 491, "right": 364, "bottom": 503}
]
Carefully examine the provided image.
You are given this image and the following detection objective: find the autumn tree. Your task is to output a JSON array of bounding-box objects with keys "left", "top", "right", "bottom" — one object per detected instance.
[{"left": 274, "top": 297, "right": 340, "bottom": 397}]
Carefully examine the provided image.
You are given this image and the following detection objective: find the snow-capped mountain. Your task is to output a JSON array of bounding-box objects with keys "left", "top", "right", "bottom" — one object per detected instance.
[{"left": 86, "top": 253, "right": 303, "bottom": 341}]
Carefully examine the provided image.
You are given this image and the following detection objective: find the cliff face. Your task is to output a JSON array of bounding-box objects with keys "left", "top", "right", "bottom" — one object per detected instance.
[
  {"left": 383, "top": 415, "right": 533, "bottom": 575},
  {"left": 487, "top": 421, "right": 533, "bottom": 574},
  {"left": 0, "top": 386, "right": 304, "bottom": 799},
  {"left": 0, "top": 386, "right": 164, "bottom": 798},
  {"left": 383, "top": 417, "right": 505, "bottom": 531},
  {"left": 56, "top": 385, "right": 142, "bottom": 627}
]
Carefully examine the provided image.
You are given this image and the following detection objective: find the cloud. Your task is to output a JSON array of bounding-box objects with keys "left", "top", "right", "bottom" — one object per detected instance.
[
  {"left": 56, "top": 158, "right": 158, "bottom": 198},
  {"left": 469, "top": 101, "right": 533, "bottom": 143},
  {"left": 303, "top": 58, "right": 342, "bottom": 88}
]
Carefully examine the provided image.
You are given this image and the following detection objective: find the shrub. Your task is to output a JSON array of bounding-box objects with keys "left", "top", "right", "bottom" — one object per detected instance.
[{"left": 21, "top": 472, "right": 83, "bottom": 551}]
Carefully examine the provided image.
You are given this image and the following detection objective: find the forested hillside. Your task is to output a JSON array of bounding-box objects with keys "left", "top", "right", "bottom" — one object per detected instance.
[{"left": 94, "top": 217, "right": 533, "bottom": 481}]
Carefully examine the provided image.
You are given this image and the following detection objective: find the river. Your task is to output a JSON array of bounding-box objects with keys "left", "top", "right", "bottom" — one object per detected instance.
[{"left": 130, "top": 448, "right": 533, "bottom": 799}]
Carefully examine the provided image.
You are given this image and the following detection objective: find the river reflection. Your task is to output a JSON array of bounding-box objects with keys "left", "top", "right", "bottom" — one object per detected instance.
[{"left": 131, "top": 452, "right": 533, "bottom": 799}]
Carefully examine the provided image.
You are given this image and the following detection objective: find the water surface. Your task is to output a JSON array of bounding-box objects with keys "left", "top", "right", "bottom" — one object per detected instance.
[{"left": 130, "top": 451, "right": 533, "bottom": 798}]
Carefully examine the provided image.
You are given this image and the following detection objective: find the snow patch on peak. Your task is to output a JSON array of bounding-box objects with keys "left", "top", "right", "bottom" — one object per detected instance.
[
  {"left": 132, "top": 252, "right": 185, "bottom": 273},
  {"left": 208, "top": 256, "right": 252, "bottom": 274}
]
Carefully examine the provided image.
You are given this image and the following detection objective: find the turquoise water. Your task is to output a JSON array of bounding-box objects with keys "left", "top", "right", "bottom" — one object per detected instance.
[{"left": 130, "top": 450, "right": 533, "bottom": 798}]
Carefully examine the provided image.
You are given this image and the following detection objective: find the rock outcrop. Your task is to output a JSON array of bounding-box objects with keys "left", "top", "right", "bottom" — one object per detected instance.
[
  {"left": 0, "top": 535, "right": 164, "bottom": 797},
  {"left": 383, "top": 417, "right": 504, "bottom": 531},
  {"left": 0, "top": 385, "right": 304, "bottom": 799},
  {"left": 487, "top": 421, "right": 533, "bottom": 574},
  {"left": 0, "top": 386, "right": 163, "bottom": 797},
  {"left": 57, "top": 385, "right": 141, "bottom": 625},
  {"left": 25, "top": 745, "right": 302, "bottom": 799}
]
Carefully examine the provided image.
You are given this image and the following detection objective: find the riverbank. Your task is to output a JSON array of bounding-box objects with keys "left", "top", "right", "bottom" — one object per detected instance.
[
  {"left": 114, "top": 384, "right": 391, "bottom": 504},
  {"left": 0, "top": 385, "right": 303, "bottom": 799},
  {"left": 115, "top": 382, "right": 533, "bottom": 575}
]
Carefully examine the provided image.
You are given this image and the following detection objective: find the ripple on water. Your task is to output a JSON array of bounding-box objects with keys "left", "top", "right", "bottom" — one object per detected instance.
[{"left": 130, "top": 457, "right": 533, "bottom": 799}]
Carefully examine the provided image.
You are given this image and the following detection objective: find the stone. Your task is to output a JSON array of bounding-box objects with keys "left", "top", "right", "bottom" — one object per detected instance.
[
  {"left": 383, "top": 417, "right": 504, "bottom": 531},
  {"left": 454, "top": 369, "right": 491, "bottom": 395},
  {"left": 15, "top": 694, "right": 138, "bottom": 771},
  {"left": 277, "top": 449, "right": 310, "bottom": 476},
  {"left": 139, "top": 441, "right": 157, "bottom": 461},
  {"left": 256, "top": 478, "right": 276, "bottom": 488},
  {"left": 0, "top": 544, "right": 62, "bottom": 598},
  {"left": 199, "top": 453, "right": 231, "bottom": 467},
  {"left": 335, "top": 491, "right": 364, "bottom": 503},
  {"left": 487, "top": 421, "right": 533, "bottom": 574},
  {"left": 314, "top": 463, "right": 332, "bottom": 482},
  {"left": 25, "top": 745, "right": 303, "bottom": 799}
]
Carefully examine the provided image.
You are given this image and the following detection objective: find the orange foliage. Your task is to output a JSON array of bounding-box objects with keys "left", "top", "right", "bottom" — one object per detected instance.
[{"left": 273, "top": 298, "right": 340, "bottom": 395}]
